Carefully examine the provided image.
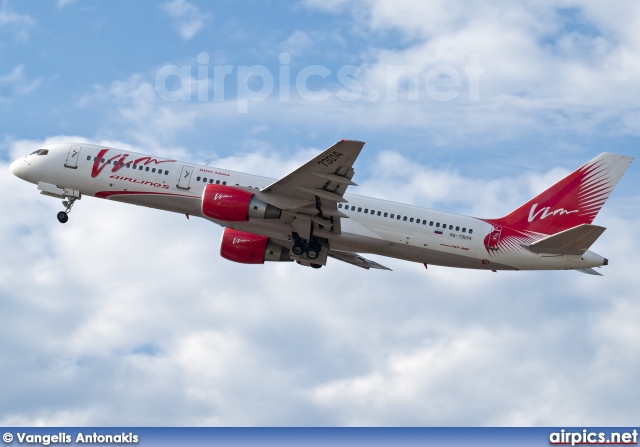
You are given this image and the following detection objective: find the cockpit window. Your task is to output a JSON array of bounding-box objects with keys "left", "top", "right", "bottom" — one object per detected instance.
[{"left": 30, "top": 149, "right": 49, "bottom": 156}]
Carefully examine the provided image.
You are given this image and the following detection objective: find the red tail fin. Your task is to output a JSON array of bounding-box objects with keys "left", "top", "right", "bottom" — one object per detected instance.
[{"left": 486, "top": 153, "right": 633, "bottom": 235}]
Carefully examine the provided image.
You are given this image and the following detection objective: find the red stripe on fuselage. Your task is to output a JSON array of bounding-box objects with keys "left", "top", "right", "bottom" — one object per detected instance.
[{"left": 95, "top": 190, "right": 199, "bottom": 199}]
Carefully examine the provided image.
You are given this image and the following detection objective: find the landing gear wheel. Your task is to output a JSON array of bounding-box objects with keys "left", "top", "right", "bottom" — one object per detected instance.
[
  {"left": 57, "top": 195, "right": 78, "bottom": 224},
  {"left": 57, "top": 211, "right": 69, "bottom": 224},
  {"left": 292, "top": 241, "right": 306, "bottom": 256},
  {"left": 306, "top": 242, "right": 321, "bottom": 260}
]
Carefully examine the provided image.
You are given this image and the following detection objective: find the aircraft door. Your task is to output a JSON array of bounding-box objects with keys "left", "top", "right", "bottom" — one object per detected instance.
[
  {"left": 177, "top": 165, "right": 194, "bottom": 190},
  {"left": 64, "top": 145, "right": 82, "bottom": 169},
  {"left": 484, "top": 225, "right": 502, "bottom": 251}
]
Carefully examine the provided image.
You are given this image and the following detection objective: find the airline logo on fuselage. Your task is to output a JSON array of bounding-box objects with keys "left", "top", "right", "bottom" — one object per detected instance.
[
  {"left": 527, "top": 203, "right": 579, "bottom": 222},
  {"left": 91, "top": 148, "right": 175, "bottom": 178}
]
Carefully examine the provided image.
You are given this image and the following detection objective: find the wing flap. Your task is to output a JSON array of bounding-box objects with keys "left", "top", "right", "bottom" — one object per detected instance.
[{"left": 525, "top": 224, "right": 606, "bottom": 255}]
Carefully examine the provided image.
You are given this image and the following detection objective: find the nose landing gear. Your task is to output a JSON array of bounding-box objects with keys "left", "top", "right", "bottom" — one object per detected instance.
[
  {"left": 56, "top": 211, "right": 68, "bottom": 223},
  {"left": 57, "top": 196, "right": 77, "bottom": 224}
]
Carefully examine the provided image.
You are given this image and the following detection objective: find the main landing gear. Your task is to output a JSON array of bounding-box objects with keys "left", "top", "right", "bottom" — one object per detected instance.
[
  {"left": 57, "top": 196, "right": 77, "bottom": 224},
  {"left": 291, "top": 232, "right": 328, "bottom": 269},
  {"left": 291, "top": 237, "right": 321, "bottom": 260}
]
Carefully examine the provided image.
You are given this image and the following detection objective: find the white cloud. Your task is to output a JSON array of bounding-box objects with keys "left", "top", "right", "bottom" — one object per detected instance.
[
  {"left": 0, "top": 1, "right": 34, "bottom": 41},
  {"left": 161, "top": 0, "right": 211, "bottom": 41},
  {"left": 0, "top": 65, "right": 42, "bottom": 100},
  {"left": 300, "top": 0, "right": 640, "bottom": 138},
  {"left": 1, "top": 136, "right": 639, "bottom": 425},
  {"left": 280, "top": 30, "right": 313, "bottom": 55},
  {"left": 56, "top": 0, "right": 75, "bottom": 8}
]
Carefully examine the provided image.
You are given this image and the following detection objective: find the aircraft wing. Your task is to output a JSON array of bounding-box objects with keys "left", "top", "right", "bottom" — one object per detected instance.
[
  {"left": 329, "top": 250, "right": 392, "bottom": 271},
  {"left": 261, "top": 140, "right": 365, "bottom": 238}
]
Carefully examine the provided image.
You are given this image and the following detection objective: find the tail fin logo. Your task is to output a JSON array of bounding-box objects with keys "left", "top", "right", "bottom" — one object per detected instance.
[{"left": 527, "top": 203, "right": 579, "bottom": 223}]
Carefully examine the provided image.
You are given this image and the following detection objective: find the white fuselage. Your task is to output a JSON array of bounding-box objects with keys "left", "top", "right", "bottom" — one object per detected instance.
[{"left": 10, "top": 143, "right": 607, "bottom": 272}]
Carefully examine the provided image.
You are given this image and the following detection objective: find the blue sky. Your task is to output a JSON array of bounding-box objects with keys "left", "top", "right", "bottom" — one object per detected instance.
[{"left": 1, "top": 0, "right": 639, "bottom": 426}]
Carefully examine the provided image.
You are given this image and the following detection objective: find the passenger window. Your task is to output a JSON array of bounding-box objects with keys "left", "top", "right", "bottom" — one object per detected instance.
[
  {"left": 397, "top": 215, "right": 401, "bottom": 220},
  {"left": 87, "top": 156, "right": 91, "bottom": 161},
  {"left": 390, "top": 214, "right": 394, "bottom": 218},
  {"left": 197, "top": 176, "right": 201, "bottom": 181},
  {"left": 469, "top": 229, "right": 473, "bottom": 234},
  {"left": 102, "top": 158, "right": 105, "bottom": 163},
  {"left": 456, "top": 226, "right": 460, "bottom": 231},
  {"left": 462, "top": 228, "right": 466, "bottom": 233},
  {"left": 209, "top": 179, "right": 214, "bottom": 183},
  {"left": 222, "top": 181, "right": 227, "bottom": 185},
  {"left": 364, "top": 208, "right": 368, "bottom": 213},
  {"left": 429, "top": 221, "right": 433, "bottom": 226},
  {"left": 165, "top": 171, "right": 169, "bottom": 175},
  {"left": 383, "top": 212, "right": 388, "bottom": 217},
  {"left": 409, "top": 217, "right": 413, "bottom": 222},
  {"left": 357, "top": 207, "right": 362, "bottom": 212},
  {"left": 449, "top": 225, "right": 453, "bottom": 230},
  {"left": 351, "top": 206, "right": 356, "bottom": 211},
  {"left": 203, "top": 178, "right": 207, "bottom": 182},
  {"left": 152, "top": 168, "right": 157, "bottom": 173},
  {"left": 377, "top": 211, "right": 381, "bottom": 216},
  {"left": 216, "top": 180, "right": 220, "bottom": 184},
  {"left": 338, "top": 204, "right": 342, "bottom": 208},
  {"left": 127, "top": 164, "right": 131, "bottom": 168},
  {"left": 403, "top": 216, "right": 408, "bottom": 221},
  {"left": 139, "top": 166, "right": 143, "bottom": 170},
  {"left": 436, "top": 223, "right": 440, "bottom": 228}
]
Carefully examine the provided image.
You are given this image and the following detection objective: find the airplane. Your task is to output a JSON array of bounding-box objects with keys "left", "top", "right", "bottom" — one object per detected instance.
[{"left": 9, "top": 140, "right": 633, "bottom": 274}]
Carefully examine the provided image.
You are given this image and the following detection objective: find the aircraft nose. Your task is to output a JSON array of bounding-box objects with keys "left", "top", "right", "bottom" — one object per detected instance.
[{"left": 9, "top": 159, "right": 22, "bottom": 178}]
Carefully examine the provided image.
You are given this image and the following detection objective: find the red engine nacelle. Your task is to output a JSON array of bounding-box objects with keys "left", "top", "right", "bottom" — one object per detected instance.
[
  {"left": 220, "top": 228, "right": 291, "bottom": 264},
  {"left": 202, "top": 184, "right": 281, "bottom": 222},
  {"left": 220, "top": 228, "right": 269, "bottom": 264},
  {"left": 202, "top": 185, "right": 252, "bottom": 221}
]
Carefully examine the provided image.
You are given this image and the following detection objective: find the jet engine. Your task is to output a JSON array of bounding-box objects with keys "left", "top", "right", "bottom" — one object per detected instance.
[
  {"left": 202, "top": 185, "right": 281, "bottom": 221},
  {"left": 220, "top": 228, "right": 291, "bottom": 264}
]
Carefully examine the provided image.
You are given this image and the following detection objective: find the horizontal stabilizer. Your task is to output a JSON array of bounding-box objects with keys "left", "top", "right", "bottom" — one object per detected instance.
[
  {"left": 576, "top": 268, "right": 603, "bottom": 276},
  {"left": 525, "top": 224, "right": 606, "bottom": 255},
  {"left": 329, "top": 250, "right": 392, "bottom": 270}
]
